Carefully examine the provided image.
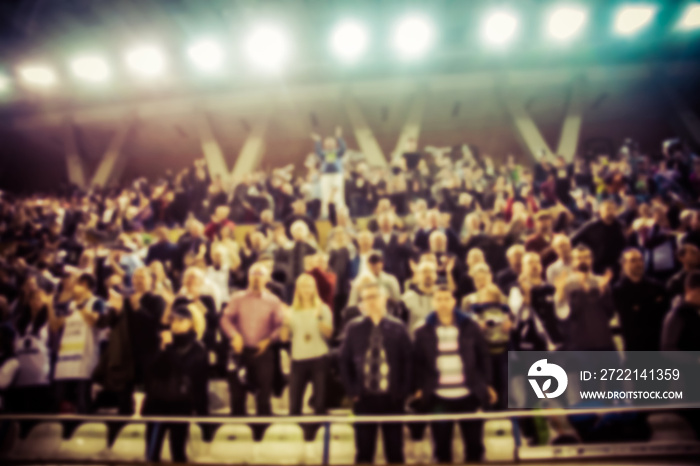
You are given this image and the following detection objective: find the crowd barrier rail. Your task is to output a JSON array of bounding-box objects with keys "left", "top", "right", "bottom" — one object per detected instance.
[{"left": 2, "top": 402, "right": 700, "bottom": 464}]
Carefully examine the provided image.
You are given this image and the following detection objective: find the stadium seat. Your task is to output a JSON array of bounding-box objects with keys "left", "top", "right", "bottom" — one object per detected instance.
[
  {"left": 57, "top": 422, "right": 108, "bottom": 459},
  {"left": 253, "top": 423, "right": 305, "bottom": 464},
  {"left": 307, "top": 422, "right": 355, "bottom": 464},
  {"left": 483, "top": 419, "right": 516, "bottom": 462},
  {"left": 210, "top": 424, "right": 254, "bottom": 464},
  {"left": 188, "top": 422, "right": 213, "bottom": 462},
  {"left": 327, "top": 423, "right": 355, "bottom": 465},
  {"left": 9, "top": 422, "right": 62, "bottom": 460},
  {"left": 108, "top": 422, "right": 145, "bottom": 461}
]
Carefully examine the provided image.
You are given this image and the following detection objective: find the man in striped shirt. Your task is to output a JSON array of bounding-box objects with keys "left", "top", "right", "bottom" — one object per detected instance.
[{"left": 413, "top": 285, "right": 496, "bottom": 463}]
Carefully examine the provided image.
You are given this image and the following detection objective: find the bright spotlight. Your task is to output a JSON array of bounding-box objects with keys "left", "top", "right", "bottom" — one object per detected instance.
[
  {"left": 19, "top": 65, "right": 57, "bottom": 86},
  {"left": 188, "top": 39, "right": 224, "bottom": 71},
  {"left": 678, "top": 3, "right": 700, "bottom": 30},
  {"left": 483, "top": 10, "right": 519, "bottom": 45},
  {"left": 392, "top": 15, "right": 435, "bottom": 59},
  {"left": 614, "top": 5, "right": 656, "bottom": 36},
  {"left": 126, "top": 46, "right": 166, "bottom": 77},
  {"left": 245, "top": 25, "right": 290, "bottom": 72},
  {"left": 331, "top": 20, "right": 369, "bottom": 62},
  {"left": 71, "top": 56, "right": 110, "bottom": 82},
  {"left": 547, "top": 6, "right": 587, "bottom": 41}
]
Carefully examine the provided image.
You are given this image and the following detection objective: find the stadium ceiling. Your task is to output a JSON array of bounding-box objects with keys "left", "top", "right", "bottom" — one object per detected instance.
[{"left": 0, "top": 0, "right": 698, "bottom": 117}]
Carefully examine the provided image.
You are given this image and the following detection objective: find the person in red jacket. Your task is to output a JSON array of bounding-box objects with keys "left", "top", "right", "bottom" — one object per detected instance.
[{"left": 204, "top": 205, "right": 236, "bottom": 241}]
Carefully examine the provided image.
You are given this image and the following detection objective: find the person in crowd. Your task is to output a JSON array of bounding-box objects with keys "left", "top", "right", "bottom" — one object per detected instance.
[
  {"left": 372, "top": 213, "right": 413, "bottom": 288},
  {"left": 312, "top": 126, "right": 346, "bottom": 218},
  {"left": 348, "top": 251, "right": 401, "bottom": 306},
  {"left": 612, "top": 248, "right": 669, "bottom": 351},
  {"left": 221, "top": 263, "right": 285, "bottom": 423},
  {"left": 327, "top": 227, "right": 354, "bottom": 319},
  {"left": 206, "top": 244, "right": 231, "bottom": 311},
  {"left": 413, "top": 285, "right": 496, "bottom": 463},
  {"left": 49, "top": 273, "right": 104, "bottom": 413},
  {"left": 280, "top": 273, "right": 333, "bottom": 439},
  {"left": 455, "top": 248, "right": 486, "bottom": 305},
  {"left": 509, "top": 252, "right": 560, "bottom": 350},
  {"left": 305, "top": 253, "right": 336, "bottom": 309},
  {"left": 284, "top": 199, "right": 319, "bottom": 240},
  {"left": 468, "top": 284, "right": 512, "bottom": 411},
  {"left": 173, "top": 268, "right": 219, "bottom": 372},
  {"left": 145, "top": 225, "right": 177, "bottom": 268},
  {"left": 662, "top": 271, "right": 700, "bottom": 351},
  {"left": 546, "top": 234, "right": 573, "bottom": 285},
  {"left": 554, "top": 245, "right": 616, "bottom": 351},
  {"left": 257, "top": 209, "right": 276, "bottom": 238},
  {"left": 143, "top": 303, "right": 208, "bottom": 463},
  {"left": 204, "top": 205, "right": 235, "bottom": 241},
  {"left": 666, "top": 240, "right": 700, "bottom": 302},
  {"left": 414, "top": 209, "right": 459, "bottom": 254},
  {"left": 462, "top": 263, "right": 502, "bottom": 308},
  {"left": 571, "top": 200, "right": 626, "bottom": 276},
  {"left": 94, "top": 267, "right": 166, "bottom": 423},
  {"left": 355, "top": 230, "right": 376, "bottom": 278},
  {"left": 7, "top": 287, "right": 52, "bottom": 414},
  {"left": 524, "top": 211, "right": 556, "bottom": 268},
  {"left": 150, "top": 260, "right": 174, "bottom": 296},
  {"left": 496, "top": 244, "right": 525, "bottom": 295},
  {"left": 402, "top": 260, "right": 438, "bottom": 332},
  {"left": 174, "top": 219, "right": 208, "bottom": 278},
  {"left": 284, "top": 220, "right": 318, "bottom": 293},
  {"left": 340, "top": 282, "right": 412, "bottom": 464}
]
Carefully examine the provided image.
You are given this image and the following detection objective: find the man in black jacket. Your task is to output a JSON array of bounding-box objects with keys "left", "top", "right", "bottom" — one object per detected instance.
[
  {"left": 95, "top": 267, "right": 166, "bottom": 444},
  {"left": 372, "top": 213, "right": 413, "bottom": 288},
  {"left": 554, "top": 245, "right": 616, "bottom": 351},
  {"left": 666, "top": 241, "right": 700, "bottom": 302},
  {"left": 612, "top": 248, "right": 669, "bottom": 351},
  {"left": 571, "top": 200, "right": 626, "bottom": 276},
  {"left": 145, "top": 225, "right": 177, "bottom": 267},
  {"left": 661, "top": 271, "right": 700, "bottom": 351},
  {"left": 142, "top": 304, "right": 208, "bottom": 463},
  {"left": 413, "top": 285, "right": 495, "bottom": 463},
  {"left": 339, "top": 281, "right": 412, "bottom": 464}
]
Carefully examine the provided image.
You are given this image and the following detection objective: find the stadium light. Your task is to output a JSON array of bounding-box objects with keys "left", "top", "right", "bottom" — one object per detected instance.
[
  {"left": 126, "top": 46, "right": 166, "bottom": 77},
  {"left": 331, "top": 20, "right": 369, "bottom": 62},
  {"left": 547, "top": 6, "right": 587, "bottom": 41},
  {"left": 244, "top": 24, "right": 290, "bottom": 72},
  {"left": 19, "top": 65, "right": 57, "bottom": 86},
  {"left": 392, "top": 15, "right": 435, "bottom": 59},
  {"left": 482, "top": 10, "right": 519, "bottom": 45},
  {"left": 614, "top": 5, "right": 657, "bottom": 36},
  {"left": 677, "top": 3, "right": 700, "bottom": 30},
  {"left": 70, "top": 56, "right": 110, "bottom": 82},
  {"left": 187, "top": 39, "right": 224, "bottom": 72}
]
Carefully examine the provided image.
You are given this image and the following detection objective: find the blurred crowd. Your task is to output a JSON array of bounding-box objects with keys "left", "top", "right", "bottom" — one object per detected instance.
[{"left": 1, "top": 130, "right": 700, "bottom": 463}]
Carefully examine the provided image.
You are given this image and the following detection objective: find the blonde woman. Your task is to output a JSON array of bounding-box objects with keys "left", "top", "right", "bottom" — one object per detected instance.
[{"left": 280, "top": 273, "right": 333, "bottom": 420}]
